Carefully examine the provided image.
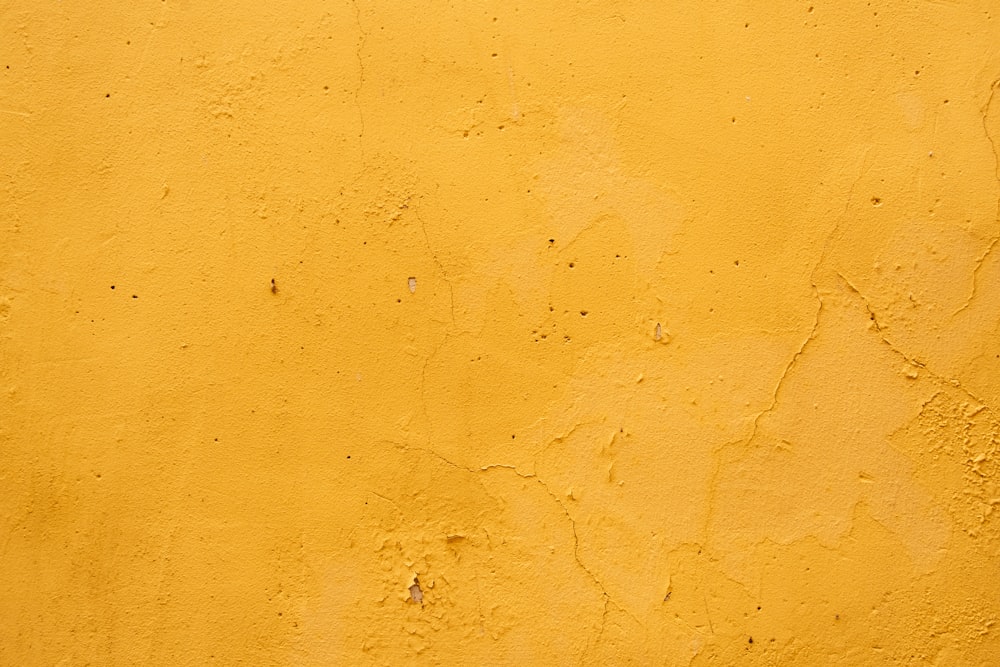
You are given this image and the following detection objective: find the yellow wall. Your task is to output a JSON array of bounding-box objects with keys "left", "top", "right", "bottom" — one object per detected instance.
[{"left": 3, "top": 1, "right": 1000, "bottom": 664}]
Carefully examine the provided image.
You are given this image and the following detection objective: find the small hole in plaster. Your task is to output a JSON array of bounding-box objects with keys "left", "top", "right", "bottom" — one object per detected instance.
[
  {"left": 408, "top": 277, "right": 417, "bottom": 293},
  {"left": 409, "top": 577, "right": 423, "bottom": 604},
  {"left": 580, "top": 310, "right": 588, "bottom": 317},
  {"left": 871, "top": 196, "right": 882, "bottom": 207},
  {"left": 568, "top": 262, "right": 575, "bottom": 268}
]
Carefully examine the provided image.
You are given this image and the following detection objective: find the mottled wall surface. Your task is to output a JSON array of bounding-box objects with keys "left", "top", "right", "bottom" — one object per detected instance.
[{"left": 2, "top": 1, "right": 999, "bottom": 664}]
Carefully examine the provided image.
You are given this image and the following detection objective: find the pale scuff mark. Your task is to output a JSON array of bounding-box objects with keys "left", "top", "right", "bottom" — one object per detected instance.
[
  {"left": 408, "top": 277, "right": 417, "bottom": 294},
  {"left": 507, "top": 67, "right": 521, "bottom": 120}
]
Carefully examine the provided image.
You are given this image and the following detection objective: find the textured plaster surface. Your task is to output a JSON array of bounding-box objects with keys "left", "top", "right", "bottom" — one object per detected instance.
[{"left": 2, "top": 1, "right": 1000, "bottom": 664}]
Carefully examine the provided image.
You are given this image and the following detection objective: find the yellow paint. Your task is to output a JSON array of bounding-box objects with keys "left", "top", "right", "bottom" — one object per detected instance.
[{"left": 2, "top": 1, "right": 999, "bottom": 664}]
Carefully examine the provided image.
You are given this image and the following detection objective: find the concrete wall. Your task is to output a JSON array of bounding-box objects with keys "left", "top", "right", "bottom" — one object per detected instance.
[{"left": 2, "top": 1, "right": 999, "bottom": 664}]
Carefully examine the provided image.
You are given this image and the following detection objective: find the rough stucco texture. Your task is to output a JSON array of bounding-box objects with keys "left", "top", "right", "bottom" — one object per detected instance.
[{"left": 2, "top": 1, "right": 1000, "bottom": 665}]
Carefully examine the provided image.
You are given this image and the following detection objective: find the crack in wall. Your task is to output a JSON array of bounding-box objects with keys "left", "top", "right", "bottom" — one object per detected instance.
[
  {"left": 417, "top": 332, "right": 450, "bottom": 445},
  {"left": 351, "top": 0, "right": 368, "bottom": 159},
  {"left": 836, "top": 272, "right": 994, "bottom": 415},
  {"left": 414, "top": 202, "right": 456, "bottom": 327},
  {"left": 812, "top": 149, "right": 873, "bottom": 276},
  {"left": 412, "top": 201, "right": 458, "bottom": 438},
  {"left": 701, "top": 136, "right": 975, "bottom": 562},
  {"left": 953, "top": 76, "right": 1000, "bottom": 316},
  {"left": 134, "top": 0, "right": 169, "bottom": 78},
  {"left": 703, "top": 152, "right": 869, "bottom": 545},
  {"left": 404, "top": 445, "right": 636, "bottom": 659},
  {"left": 743, "top": 289, "right": 823, "bottom": 451},
  {"left": 701, "top": 288, "right": 823, "bottom": 545},
  {"left": 530, "top": 421, "right": 591, "bottom": 462}
]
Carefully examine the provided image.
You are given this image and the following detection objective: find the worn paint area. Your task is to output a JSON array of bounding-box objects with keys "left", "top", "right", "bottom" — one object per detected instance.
[{"left": 2, "top": 1, "right": 999, "bottom": 664}]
